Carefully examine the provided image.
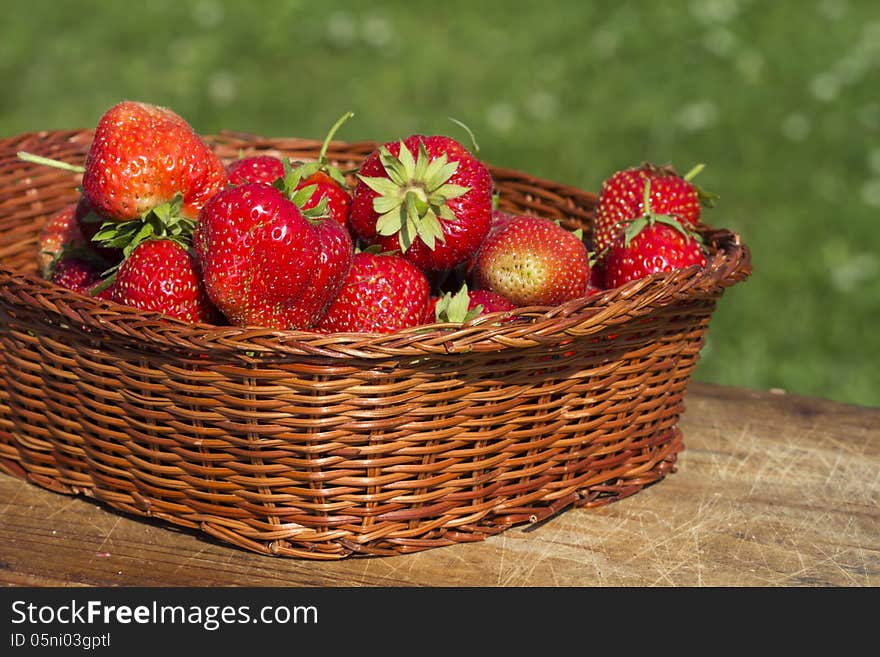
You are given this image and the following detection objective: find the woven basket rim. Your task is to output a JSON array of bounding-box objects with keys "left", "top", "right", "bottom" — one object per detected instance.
[{"left": 0, "top": 129, "right": 752, "bottom": 358}]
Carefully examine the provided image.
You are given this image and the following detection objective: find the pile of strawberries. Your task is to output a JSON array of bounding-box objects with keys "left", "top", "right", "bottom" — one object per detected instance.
[{"left": 28, "top": 100, "right": 715, "bottom": 333}]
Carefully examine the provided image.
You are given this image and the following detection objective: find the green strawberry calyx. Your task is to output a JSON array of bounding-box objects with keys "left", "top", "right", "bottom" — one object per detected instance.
[
  {"left": 682, "top": 162, "right": 719, "bottom": 209},
  {"left": 273, "top": 159, "right": 330, "bottom": 222},
  {"left": 358, "top": 139, "right": 471, "bottom": 253},
  {"left": 91, "top": 193, "right": 193, "bottom": 257},
  {"left": 286, "top": 111, "right": 356, "bottom": 191},
  {"left": 623, "top": 179, "right": 704, "bottom": 248},
  {"left": 434, "top": 283, "right": 483, "bottom": 324},
  {"left": 88, "top": 193, "right": 195, "bottom": 294}
]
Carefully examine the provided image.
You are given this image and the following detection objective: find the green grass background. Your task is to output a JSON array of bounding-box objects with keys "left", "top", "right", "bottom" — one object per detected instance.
[{"left": 2, "top": 0, "right": 878, "bottom": 407}]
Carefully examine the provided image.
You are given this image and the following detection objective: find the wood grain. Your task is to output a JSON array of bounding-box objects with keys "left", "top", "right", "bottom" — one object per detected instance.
[{"left": 1, "top": 382, "right": 877, "bottom": 587}]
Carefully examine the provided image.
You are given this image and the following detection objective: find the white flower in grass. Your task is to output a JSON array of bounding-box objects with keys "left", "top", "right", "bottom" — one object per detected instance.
[
  {"left": 832, "top": 253, "right": 879, "bottom": 292},
  {"left": 817, "top": 0, "right": 849, "bottom": 20},
  {"left": 193, "top": 0, "right": 224, "bottom": 29},
  {"left": 781, "top": 113, "right": 811, "bottom": 142},
  {"left": 591, "top": 27, "right": 621, "bottom": 58},
  {"left": 858, "top": 104, "right": 880, "bottom": 130},
  {"left": 861, "top": 179, "right": 880, "bottom": 208},
  {"left": 809, "top": 73, "right": 840, "bottom": 102},
  {"left": 208, "top": 71, "right": 237, "bottom": 106},
  {"left": 703, "top": 27, "right": 737, "bottom": 58},
  {"left": 676, "top": 100, "right": 719, "bottom": 132},
  {"left": 822, "top": 238, "right": 879, "bottom": 292},
  {"left": 868, "top": 150, "right": 880, "bottom": 175},
  {"left": 690, "top": 0, "right": 741, "bottom": 24},
  {"left": 736, "top": 49, "right": 764, "bottom": 83},
  {"left": 524, "top": 92, "right": 558, "bottom": 122},
  {"left": 363, "top": 15, "right": 392, "bottom": 48},
  {"left": 327, "top": 12, "right": 357, "bottom": 49},
  {"left": 486, "top": 103, "right": 517, "bottom": 134}
]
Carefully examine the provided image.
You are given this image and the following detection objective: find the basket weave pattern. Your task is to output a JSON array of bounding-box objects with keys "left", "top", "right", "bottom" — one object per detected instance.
[{"left": 0, "top": 130, "right": 751, "bottom": 559}]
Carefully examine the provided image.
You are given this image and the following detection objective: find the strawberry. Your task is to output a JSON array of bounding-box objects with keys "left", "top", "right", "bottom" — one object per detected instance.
[
  {"left": 424, "top": 284, "right": 517, "bottom": 324},
  {"left": 349, "top": 132, "right": 493, "bottom": 272},
  {"left": 193, "top": 182, "right": 352, "bottom": 329},
  {"left": 293, "top": 208, "right": 355, "bottom": 323},
  {"left": 52, "top": 256, "right": 113, "bottom": 299},
  {"left": 37, "top": 203, "right": 85, "bottom": 278},
  {"left": 296, "top": 168, "right": 352, "bottom": 227},
  {"left": 82, "top": 100, "right": 227, "bottom": 222},
  {"left": 110, "top": 238, "right": 223, "bottom": 324},
  {"left": 226, "top": 155, "right": 285, "bottom": 186},
  {"left": 592, "top": 162, "right": 714, "bottom": 257},
  {"left": 315, "top": 250, "right": 430, "bottom": 333},
  {"left": 286, "top": 112, "right": 355, "bottom": 227},
  {"left": 18, "top": 101, "right": 227, "bottom": 272},
  {"left": 469, "top": 288, "right": 518, "bottom": 313},
  {"left": 470, "top": 214, "right": 591, "bottom": 307},
  {"left": 603, "top": 221, "right": 707, "bottom": 289},
  {"left": 601, "top": 174, "right": 708, "bottom": 288}
]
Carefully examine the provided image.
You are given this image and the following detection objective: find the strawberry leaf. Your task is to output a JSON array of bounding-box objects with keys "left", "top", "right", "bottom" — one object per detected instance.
[
  {"left": 434, "top": 283, "right": 481, "bottom": 323},
  {"left": 424, "top": 155, "right": 458, "bottom": 191},
  {"left": 432, "top": 184, "right": 470, "bottom": 201},
  {"left": 397, "top": 140, "right": 416, "bottom": 178},
  {"left": 359, "top": 174, "right": 402, "bottom": 198},
  {"left": 376, "top": 209, "right": 402, "bottom": 237},
  {"left": 437, "top": 204, "right": 457, "bottom": 222},
  {"left": 654, "top": 214, "right": 692, "bottom": 240},
  {"left": 290, "top": 183, "right": 319, "bottom": 209},
  {"left": 419, "top": 209, "right": 446, "bottom": 250},
  {"left": 414, "top": 141, "right": 430, "bottom": 181},
  {"left": 379, "top": 145, "right": 408, "bottom": 186},
  {"left": 373, "top": 194, "right": 403, "bottom": 214},
  {"left": 624, "top": 216, "right": 649, "bottom": 246}
]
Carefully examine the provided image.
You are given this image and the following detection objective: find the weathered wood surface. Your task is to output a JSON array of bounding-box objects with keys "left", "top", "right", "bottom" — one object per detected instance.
[{"left": 1, "top": 382, "right": 877, "bottom": 587}]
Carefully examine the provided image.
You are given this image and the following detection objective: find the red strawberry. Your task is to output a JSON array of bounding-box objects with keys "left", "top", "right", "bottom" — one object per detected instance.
[
  {"left": 296, "top": 168, "right": 352, "bottom": 227},
  {"left": 37, "top": 203, "right": 85, "bottom": 278},
  {"left": 194, "top": 182, "right": 351, "bottom": 329},
  {"left": 469, "top": 288, "right": 518, "bottom": 313},
  {"left": 315, "top": 251, "right": 430, "bottom": 333},
  {"left": 287, "top": 112, "right": 355, "bottom": 227},
  {"left": 294, "top": 211, "right": 355, "bottom": 323},
  {"left": 424, "top": 284, "right": 518, "bottom": 324},
  {"left": 470, "top": 214, "right": 591, "bottom": 307},
  {"left": 52, "top": 256, "right": 112, "bottom": 299},
  {"left": 603, "top": 221, "right": 707, "bottom": 289},
  {"left": 111, "top": 239, "right": 223, "bottom": 324},
  {"left": 350, "top": 132, "right": 493, "bottom": 272},
  {"left": 588, "top": 257, "right": 606, "bottom": 289},
  {"left": 226, "top": 155, "right": 285, "bottom": 186},
  {"left": 82, "top": 100, "right": 227, "bottom": 222},
  {"left": 592, "top": 162, "right": 714, "bottom": 257}
]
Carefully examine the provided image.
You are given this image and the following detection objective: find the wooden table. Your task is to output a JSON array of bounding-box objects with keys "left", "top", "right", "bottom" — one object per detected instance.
[{"left": 1, "top": 382, "right": 877, "bottom": 587}]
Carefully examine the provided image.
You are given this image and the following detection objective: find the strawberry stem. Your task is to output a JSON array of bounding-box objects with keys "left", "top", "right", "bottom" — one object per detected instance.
[
  {"left": 683, "top": 163, "right": 706, "bottom": 181},
  {"left": 17, "top": 151, "right": 85, "bottom": 174},
  {"left": 448, "top": 117, "right": 480, "bottom": 155},
  {"left": 318, "top": 111, "right": 355, "bottom": 163}
]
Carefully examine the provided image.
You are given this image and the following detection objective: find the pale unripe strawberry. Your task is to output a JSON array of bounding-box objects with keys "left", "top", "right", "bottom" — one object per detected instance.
[{"left": 470, "top": 215, "right": 591, "bottom": 307}]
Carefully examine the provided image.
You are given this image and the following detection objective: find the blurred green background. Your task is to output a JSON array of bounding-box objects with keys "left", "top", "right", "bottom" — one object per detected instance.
[{"left": 1, "top": 0, "right": 878, "bottom": 407}]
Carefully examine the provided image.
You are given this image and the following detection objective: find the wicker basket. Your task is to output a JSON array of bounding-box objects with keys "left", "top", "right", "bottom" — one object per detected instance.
[{"left": 0, "top": 129, "right": 751, "bottom": 559}]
